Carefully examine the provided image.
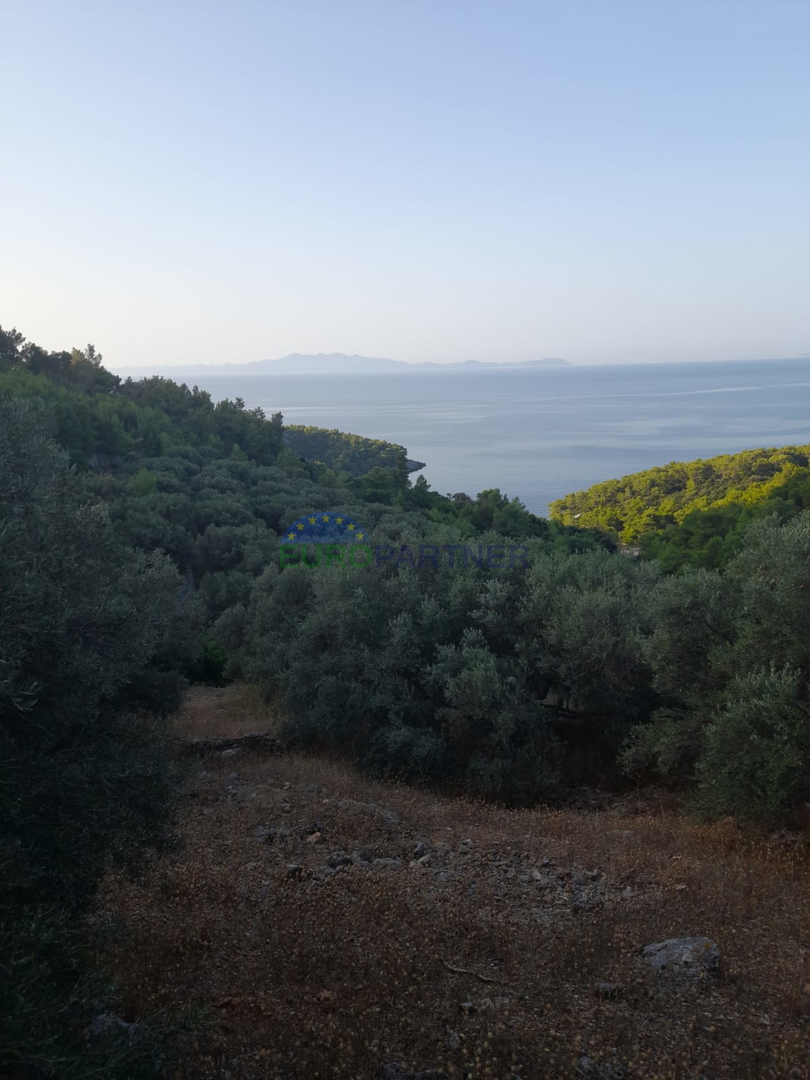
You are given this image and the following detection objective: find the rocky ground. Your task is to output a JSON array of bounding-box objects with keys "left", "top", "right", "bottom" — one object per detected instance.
[{"left": 97, "top": 687, "right": 810, "bottom": 1079}]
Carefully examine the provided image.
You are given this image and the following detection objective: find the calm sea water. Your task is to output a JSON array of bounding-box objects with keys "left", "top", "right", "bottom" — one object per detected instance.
[{"left": 197, "top": 358, "right": 810, "bottom": 517}]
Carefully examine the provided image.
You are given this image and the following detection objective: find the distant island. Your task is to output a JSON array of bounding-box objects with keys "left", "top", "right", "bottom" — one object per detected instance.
[{"left": 113, "top": 353, "right": 571, "bottom": 377}]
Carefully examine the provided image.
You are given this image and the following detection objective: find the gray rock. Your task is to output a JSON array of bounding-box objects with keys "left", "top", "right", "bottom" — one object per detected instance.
[
  {"left": 381, "top": 1065, "right": 408, "bottom": 1080},
  {"left": 175, "top": 730, "right": 281, "bottom": 758},
  {"left": 285, "top": 863, "right": 303, "bottom": 878},
  {"left": 578, "top": 1056, "right": 624, "bottom": 1079},
  {"left": 372, "top": 857, "right": 404, "bottom": 869},
  {"left": 643, "top": 936, "right": 720, "bottom": 978},
  {"left": 530, "top": 869, "right": 555, "bottom": 887},
  {"left": 367, "top": 801, "right": 400, "bottom": 827},
  {"left": 220, "top": 747, "right": 241, "bottom": 760},
  {"left": 572, "top": 890, "right": 603, "bottom": 914},
  {"left": 327, "top": 849, "right": 353, "bottom": 868}
]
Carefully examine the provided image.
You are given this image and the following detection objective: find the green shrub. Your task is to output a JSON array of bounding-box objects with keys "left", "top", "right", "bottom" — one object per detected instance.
[
  {"left": 0, "top": 398, "right": 200, "bottom": 1077},
  {"left": 626, "top": 514, "right": 810, "bottom": 820}
]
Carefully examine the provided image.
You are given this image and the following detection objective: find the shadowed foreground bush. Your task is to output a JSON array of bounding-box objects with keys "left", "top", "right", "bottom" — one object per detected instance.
[{"left": 0, "top": 398, "right": 200, "bottom": 1077}]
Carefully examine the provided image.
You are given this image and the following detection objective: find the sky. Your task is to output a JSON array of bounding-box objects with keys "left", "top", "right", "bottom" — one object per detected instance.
[{"left": 2, "top": 0, "right": 809, "bottom": 367}]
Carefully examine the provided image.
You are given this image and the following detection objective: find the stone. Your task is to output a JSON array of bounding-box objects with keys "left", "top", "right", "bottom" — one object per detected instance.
[
  {"left": 285, "top": 863, "right": 303, "bottom": 879},
  {"left": 367, "top": 802, "right": 400, "bottom": 826},
  {"left": 572, "top": 892, "right": 603, "bottom": 914},
  {"left": 174, "top": 730, "right": 281, "bottom": 758},
  {"left": 372, "top": 857, "right": 404, "bottom": 869},
  {"left": 578, "top": 1056, "right": 624, "bottom": 1079},
  {"left": 220, "top": 747, "right": 241, "bottom": 760},
  {"left": 327, "top": 849, "right": 353, "bottom": 868},
  {"left": 530, "top": 868, "right": 555, "bottom": 887},
  {"left": 595, "top": 981, "right": 619, "bottom": 998},
  {"left": 642, "top": 936, "right": 720, "bottom": 978}
]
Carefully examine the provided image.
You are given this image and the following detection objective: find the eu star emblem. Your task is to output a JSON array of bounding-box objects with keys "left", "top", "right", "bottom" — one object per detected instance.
[{"left": 282, "top": 512, "right": 369, "bottom": 546}]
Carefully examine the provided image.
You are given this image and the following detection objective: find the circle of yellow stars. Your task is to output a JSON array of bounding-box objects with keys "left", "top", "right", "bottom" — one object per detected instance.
[{"left": 284, "top": 513, "right": 365, "bottom": 542}]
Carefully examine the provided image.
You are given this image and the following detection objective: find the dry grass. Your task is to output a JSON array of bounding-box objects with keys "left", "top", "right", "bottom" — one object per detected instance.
[
  {"left": 97, "top": 687, "right": 810, "bottom": 1079},
  {"left": 170, "top": 684, "right": 279, "bottom": 740}
]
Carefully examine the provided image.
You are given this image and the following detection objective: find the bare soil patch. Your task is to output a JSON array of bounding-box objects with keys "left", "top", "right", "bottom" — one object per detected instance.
[{"left": 98, "top": 687, "right": 810, "bottom": 1079}]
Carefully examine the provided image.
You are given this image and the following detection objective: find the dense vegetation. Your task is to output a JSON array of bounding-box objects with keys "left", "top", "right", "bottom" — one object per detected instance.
[
  {"left": 549, "top": 446, "right": 810, "bottom": 558},
  {"left": 637, "top": 468, "right": 810, "bottom": 571},
  {"left": 0, "top": 326, "right": 598, "bottom": 1075},
  {"left": 3, "top": 323, "right": 809, "bottom": 820},
  {"left": 3, "top": 322, "right": 810, "bottom": 1076},
  {"left": 0, "top": 397, "right": 201, "bottom": 1077},
  {"left": 220, "top": 516, "right": 810, "bottom": 821},
  {"left": 284, "top": 425, "right": 424, "bottom": 479}
]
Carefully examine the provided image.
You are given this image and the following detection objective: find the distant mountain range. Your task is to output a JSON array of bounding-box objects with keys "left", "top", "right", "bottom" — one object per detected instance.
[{"left": 113, "top": 353, "right": 571, "bottom": 377}]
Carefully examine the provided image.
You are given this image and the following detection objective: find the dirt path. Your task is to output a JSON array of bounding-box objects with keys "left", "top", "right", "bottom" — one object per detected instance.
[{"left": 98, "top": 686, "right": 810, "bottom": 1079}]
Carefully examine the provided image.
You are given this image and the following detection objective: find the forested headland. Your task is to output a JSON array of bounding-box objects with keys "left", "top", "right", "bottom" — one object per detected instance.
[
  {"left": 284, "top": 425, "right": 426, "bottom": 478},
  {"left": 3, "top": 325, "right": 810, "bottom": 1077},
  {"left": 550, "top": 447, "right": 810, "bottom": 570}
]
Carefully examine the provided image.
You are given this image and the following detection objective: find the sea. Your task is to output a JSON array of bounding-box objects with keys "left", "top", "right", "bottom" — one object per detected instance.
[{"left": 194, "top": 358, "right": 810, "bottom": 517}]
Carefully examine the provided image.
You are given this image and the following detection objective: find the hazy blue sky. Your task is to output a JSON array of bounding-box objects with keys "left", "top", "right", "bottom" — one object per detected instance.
[{"left": 2, "top": 0, "right": 808, "bottom": 367}]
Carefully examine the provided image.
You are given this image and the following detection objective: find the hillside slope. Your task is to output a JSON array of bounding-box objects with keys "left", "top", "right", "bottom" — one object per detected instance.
[
  {"left": 284, "top": 425, "right": 425, "bottom": 477},
  {"left": 98, "top": 685, "right": 810, "bottom": 1080},
  {"left": 549, "top": 445, "right": 810, "bottom": 543}
]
